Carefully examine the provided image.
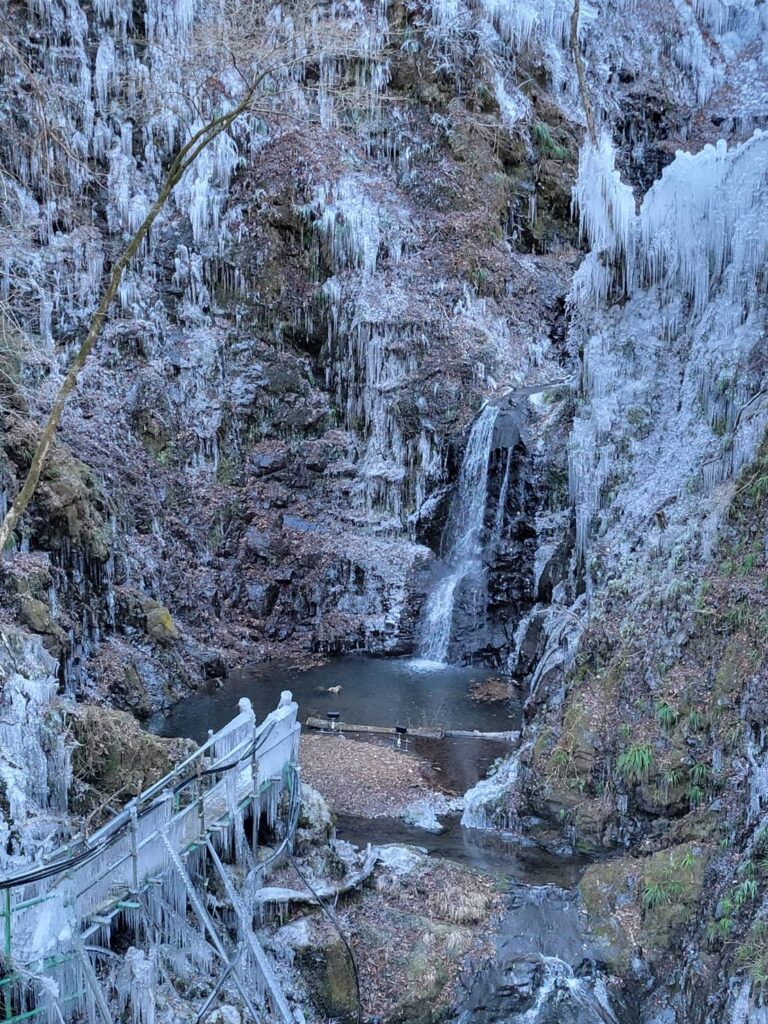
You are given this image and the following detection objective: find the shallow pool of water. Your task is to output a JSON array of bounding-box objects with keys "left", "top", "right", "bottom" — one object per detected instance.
[
  {"left": 150, "top": 655, "right": 521, "bottom": 742},
  {"left": 335, "top": 814, "right": 588, "bottom": 887}
]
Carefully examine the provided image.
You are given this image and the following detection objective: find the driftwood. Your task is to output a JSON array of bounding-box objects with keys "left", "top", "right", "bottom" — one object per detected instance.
[
  {"left": 252, "top": 849, "right": 379, "bottom": 910},
  {"left": 305, "top": 717, "right": 517, "bottom": 743}
]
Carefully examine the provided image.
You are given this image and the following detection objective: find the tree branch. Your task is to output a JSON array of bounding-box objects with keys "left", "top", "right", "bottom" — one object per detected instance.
[
  {"left": 0, "top": 74, "right": 268, "bottom": 553},
  {"left": 570, "top": 0, "right": 597, "bottom": 145}
]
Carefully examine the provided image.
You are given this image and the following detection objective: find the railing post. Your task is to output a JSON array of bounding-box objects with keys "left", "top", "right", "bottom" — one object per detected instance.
[
  {"left": 196, "top": 757, "right": 206, "bottom": 843},
  {"left": 250, "top": 718, "right": 260, "bottom": 858},
  {"left": 3, "top": 888, "right": 11, "bottom": 1022},
  {"left": 3, "top": 888, "right": 10, "bottom": 962},
  {"left": 129, "top": 801, "right": 139, "bottom": 893}
]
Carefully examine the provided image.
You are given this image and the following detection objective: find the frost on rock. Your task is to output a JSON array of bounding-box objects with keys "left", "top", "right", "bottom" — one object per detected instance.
[
  {"left": 117, "top": 947, "right": 157, "bottom": 1024},
  {"left": 568, "top": 130, "right": 768, "bottom": 580},
  {"left": 461, "top": 750, "right": 522, "bottom": 831},
  {"left": 0, "top": 628, "right": 71, "bottom": 868}
]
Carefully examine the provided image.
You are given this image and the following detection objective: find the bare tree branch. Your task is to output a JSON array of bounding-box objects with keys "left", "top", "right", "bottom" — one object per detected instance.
[
  {"left": 0, "top": 68, "right": 273, "bottom": 552},
  {"left": 570, "top": 0, "right": 597, "bottom": 144}
]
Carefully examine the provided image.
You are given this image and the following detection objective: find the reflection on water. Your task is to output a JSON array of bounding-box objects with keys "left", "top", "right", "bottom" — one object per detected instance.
[
  {"left": 150, "top": 655, "right": 522, "bottom": 742},
  {"left": 335, "top": 813, "right": 588, "bottom": 888}
]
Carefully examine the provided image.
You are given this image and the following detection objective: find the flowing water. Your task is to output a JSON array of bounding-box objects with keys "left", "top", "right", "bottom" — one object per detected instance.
[
  {"left": 418, "top": 405, "right": 500, "bottom": 664},
  {"left": 150, "top": 653, "right": 628, "bottom": 1023},
  {"left": 335, "top": 813, "right": 588, "bottom": 886}
]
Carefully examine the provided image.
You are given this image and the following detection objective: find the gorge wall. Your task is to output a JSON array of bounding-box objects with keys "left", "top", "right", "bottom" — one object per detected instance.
[{"left": 1, "top": 0, "right": 768, "bottom": 1020}]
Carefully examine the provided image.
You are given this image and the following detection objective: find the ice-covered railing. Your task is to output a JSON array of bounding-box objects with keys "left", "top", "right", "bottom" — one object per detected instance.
[{"left": 0, "top": 692, "right": 300, "bottom": 973}]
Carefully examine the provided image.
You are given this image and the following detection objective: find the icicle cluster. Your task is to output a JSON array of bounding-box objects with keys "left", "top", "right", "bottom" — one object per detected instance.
[
  {"left": 0, "top": 629, "right": 70, "bottom": 867},
  {"left": 569, "top": 128, "right": 768, "bottom": 575}
]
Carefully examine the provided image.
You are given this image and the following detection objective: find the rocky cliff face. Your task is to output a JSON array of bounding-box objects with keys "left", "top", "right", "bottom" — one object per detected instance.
[
  {"left": 0, "top": 0, "right": 577, "bottom": 709},
  {"left": 1, "top": 0, "right": 768, "bottom": 1019}
]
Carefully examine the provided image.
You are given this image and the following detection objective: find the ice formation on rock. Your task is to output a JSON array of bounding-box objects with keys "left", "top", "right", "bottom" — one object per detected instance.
[
  {"left": 569, "top": 130, "right": 768, "bottom": 574},
  {"left": 461, "top": 747, "right": 521, "bottom": 830},
  {"left": 0, "top": 630, "right": 71, "bottom": 867}
]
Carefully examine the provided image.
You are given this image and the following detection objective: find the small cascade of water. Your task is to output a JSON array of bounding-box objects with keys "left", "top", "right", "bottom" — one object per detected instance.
[{"left": 418, "top": 405, "right": 499, "bottom": 665}]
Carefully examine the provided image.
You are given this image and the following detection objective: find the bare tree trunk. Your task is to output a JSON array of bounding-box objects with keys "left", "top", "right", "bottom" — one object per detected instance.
[
  {"left": 571, "top": 0, "right": 597, "bottom": 144},
  {"left": 0, "top": 73, "right": 271, "bottom": 553}
]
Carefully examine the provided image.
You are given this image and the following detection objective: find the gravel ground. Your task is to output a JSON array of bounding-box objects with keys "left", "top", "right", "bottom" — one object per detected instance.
[{"left": 299, "top": 732, "right": 431, "bottom": 817}]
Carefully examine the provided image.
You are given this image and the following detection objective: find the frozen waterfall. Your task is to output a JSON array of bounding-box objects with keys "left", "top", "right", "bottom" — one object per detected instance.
[{"left": 418, "top": 404, "right": 499, "bottom": 664}]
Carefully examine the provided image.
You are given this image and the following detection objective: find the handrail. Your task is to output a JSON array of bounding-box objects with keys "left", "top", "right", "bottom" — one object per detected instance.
[{"left": 0, "top": 697, "right": 296, "bottom": 893}]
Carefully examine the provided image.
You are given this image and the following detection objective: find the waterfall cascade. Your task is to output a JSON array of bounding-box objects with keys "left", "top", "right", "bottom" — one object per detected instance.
[{"left": 418, "top": 405, "right": 499, "bottom": 665}]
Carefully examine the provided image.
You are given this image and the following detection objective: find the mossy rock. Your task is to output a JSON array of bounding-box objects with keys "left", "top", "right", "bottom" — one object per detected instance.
[
  {"left": 145, "top": 602, "right": 180, "bottom": 642},
  {"left": 640, "top": 842, "right": 709, "bottom": 954},
  {"left": 117, "top": 590, "right": 180, "bottom": 643},
  {"left": 68, "top": 704, "right": 193, "bottom": 812},
  {"left": 713, "top": 636, "right": 757, "bottom": 703},
  {"left": 578, "top": 857, "right": 638, "bottom": 971},
  {"left": 579, "top": 840, "right": 711, "bottom": 969},
  {"left": 3, "top": 418, "right": 109, "bottom": 557},
  {"left": 295, "top": 925, "right": 358, "bottom": 1023},
  {"left": 18, "top": 596, "right": 54, "bottom": 634},
  {"left": 16, "top": 594, "right": 66, "bottom": 655}
]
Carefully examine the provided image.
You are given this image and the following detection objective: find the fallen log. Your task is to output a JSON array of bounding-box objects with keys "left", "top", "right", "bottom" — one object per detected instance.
[{"left": 252, "top": 848, "right": 379, "bottom": 910}]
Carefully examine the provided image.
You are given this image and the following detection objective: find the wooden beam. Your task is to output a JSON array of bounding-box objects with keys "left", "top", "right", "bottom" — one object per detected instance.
[{"left": 304, "top": 718, "right": 518, "bottom": 742}]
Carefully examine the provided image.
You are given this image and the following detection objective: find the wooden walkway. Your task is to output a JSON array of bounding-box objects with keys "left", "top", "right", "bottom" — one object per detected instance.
[{"left": 0, "top": 693, "right": 302, "bottom": 1024}]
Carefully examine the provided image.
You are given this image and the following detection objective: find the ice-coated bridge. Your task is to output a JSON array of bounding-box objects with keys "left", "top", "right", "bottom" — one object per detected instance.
[{"left": 0, "top": 693, "right": 302, "bottom": 1024}]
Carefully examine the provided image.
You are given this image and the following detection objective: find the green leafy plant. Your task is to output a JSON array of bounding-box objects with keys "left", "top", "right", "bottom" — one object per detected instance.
[
  {"left": 532, "top": 121, "right": 569, "bottom": 160},
  {"left": 737, "top": 921, "right": 768, "bottom": 984},
  {"left": 688, "top": 784, "right": 704, "bottom": 808},
  {"left": 707, "top": 916, "right": 734, "bottom": 944},
  {"left": 655, "top": 700, "right": 677, "bottom": 730},
  {"left": 617, "top": 743, "right": 654, "bottom": 783},
  {"left": 687, "top": 710, "right": 704, "bottom": 731},
  {"left": 643, "top": 882, "right": 669, "bottom": 910},
  {"left": 717, "top": 895, "right": 734, "bottom": 919},
  {"left": 691, "top": 762, "right": 711, "bottom": 786},
  {"left": 666, "top": 878, "right": 684, "bottom": 899},
  {"left": 733, "top": 879, "right": 759, "bottom": 907},
  {"left": 618, "top": 723, "right": 632, "bottom": 742},
  {"left": 662, "top": 766, "right": 686, "bottom": 791}
]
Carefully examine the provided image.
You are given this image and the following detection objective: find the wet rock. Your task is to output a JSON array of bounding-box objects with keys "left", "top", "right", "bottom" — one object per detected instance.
[
  {"left": 129, "top": 371, "right": 174, "bottom": 448},
  {"left": 454, "top": 883, "right": 629, "bottom": 1024},
  {"left": 249, "top": 447, "right": 288, "bottom": 477},
  {"left": 282, "top": 515, "right": 321, "bottom": 534},
  {"left": 244, "top": 526, "right": 274, "bottom": 558}
]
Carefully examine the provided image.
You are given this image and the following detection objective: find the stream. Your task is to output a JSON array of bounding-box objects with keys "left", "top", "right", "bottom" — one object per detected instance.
[{"left": 150, "top": 654, "right": 631, "bottom": 1022}]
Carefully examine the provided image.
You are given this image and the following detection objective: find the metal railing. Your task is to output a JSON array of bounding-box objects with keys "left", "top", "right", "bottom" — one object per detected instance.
[{"left": 0, "top": 693, "right": 302, "bottom": 1024}]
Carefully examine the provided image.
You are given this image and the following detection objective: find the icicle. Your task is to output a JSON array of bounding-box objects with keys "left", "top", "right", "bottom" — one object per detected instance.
[{"left": 461, "top": 747, "right": 522, "bottom": 831}]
